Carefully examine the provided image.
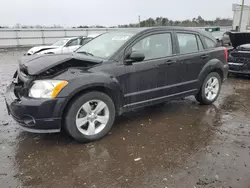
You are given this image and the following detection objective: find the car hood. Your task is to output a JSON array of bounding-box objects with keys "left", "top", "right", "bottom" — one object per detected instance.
[
  {"left": 229, "top": 32, "right": 250, "bottom": 48},
  {"left": 211, "top": 34, "right": 222, "bottom": 40},
  {"left": 27, "top": 46, "right": 59, "bottom": 54},
  {"left": 18, "top": 53, "right": 104, "bottom": 76},
  {"left": 237, "top": 44, "right": 250, "bottom": 49},
  {"left": 213, "top": 35, "right": 219, "bottom": 39}
]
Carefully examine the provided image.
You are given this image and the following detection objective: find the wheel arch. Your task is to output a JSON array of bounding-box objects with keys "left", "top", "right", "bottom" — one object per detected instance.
[
  {"left": 198, "top": 59, "right": 224, "bottom": 88},
  {"left": 60, "top": 84, "right": 124, "bottom": 120}
]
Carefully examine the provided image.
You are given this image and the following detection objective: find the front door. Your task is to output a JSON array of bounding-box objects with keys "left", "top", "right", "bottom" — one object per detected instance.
[{"left": 123, "top": 32, "right": 175, "bottom": 108}]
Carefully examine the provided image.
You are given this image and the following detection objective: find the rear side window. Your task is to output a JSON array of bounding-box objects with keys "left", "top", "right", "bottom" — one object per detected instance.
[
  {"left": 81, "top": 38, "right": 92, "bottom": 45},
  {"left": 177, "top": 33, "right": 199, "bottom": 54},
  {"left": 204, "top": 37, "right": 216, "bottom": 49}
]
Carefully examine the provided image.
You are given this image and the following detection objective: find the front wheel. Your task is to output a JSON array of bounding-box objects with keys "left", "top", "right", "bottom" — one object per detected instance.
[
  {"left": 195, "top": 72, "right": 222, "bottom": 105},
  {"left": 64, "top": 91, "right": 116, "bottom": 143}
]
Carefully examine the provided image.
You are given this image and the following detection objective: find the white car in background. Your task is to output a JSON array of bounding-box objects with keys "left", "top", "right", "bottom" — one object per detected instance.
[{"left": 26, "top": 34, "right": 100, "bottom": 55}]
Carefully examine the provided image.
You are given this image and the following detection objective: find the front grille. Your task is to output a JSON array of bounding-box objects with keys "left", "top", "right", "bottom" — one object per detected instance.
[
  {"left": 228, "top": 57, "right": 250, "bottom": 64},
  {"left": 229, "top": 51, "right": 250, "bottom": 65}
]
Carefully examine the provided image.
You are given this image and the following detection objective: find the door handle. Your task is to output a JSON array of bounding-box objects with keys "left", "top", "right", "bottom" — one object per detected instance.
[
  {"left": 157, "top": 60, "right": 176, "bottom": 67},
  {"left": 201, "top": 54, "right": 209, "bottom": 59},
  {"left": 165, "top": 60, "right": 176, "bottom": 65}
]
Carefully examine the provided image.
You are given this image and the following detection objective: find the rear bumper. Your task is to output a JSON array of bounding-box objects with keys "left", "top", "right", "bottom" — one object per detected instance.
[{"left": 5, "top": 83, "right": 66, "bottom": 133}]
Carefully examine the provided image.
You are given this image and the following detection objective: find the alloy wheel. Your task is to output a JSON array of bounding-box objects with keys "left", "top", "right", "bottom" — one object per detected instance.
[
  {"left": 205, "top": 77, "right": 220, "bottom": 101},
  {"left": 75, "top": 100, "right": 110, "bottom": 136}
]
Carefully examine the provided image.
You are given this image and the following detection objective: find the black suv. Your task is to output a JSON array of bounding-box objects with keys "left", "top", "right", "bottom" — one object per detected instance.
[{"left": 5, "top": 27, "right": 229, "bottom": 142}]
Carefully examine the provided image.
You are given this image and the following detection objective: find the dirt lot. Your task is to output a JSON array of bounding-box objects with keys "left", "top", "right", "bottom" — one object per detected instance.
[{"left": 0, "top": 48, "right": 250, "bottom": 188}]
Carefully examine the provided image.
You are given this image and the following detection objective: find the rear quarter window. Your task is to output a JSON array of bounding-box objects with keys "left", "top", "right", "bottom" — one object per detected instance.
[{"left": 203, "top": 37, "right": 216, "bottom": 49}]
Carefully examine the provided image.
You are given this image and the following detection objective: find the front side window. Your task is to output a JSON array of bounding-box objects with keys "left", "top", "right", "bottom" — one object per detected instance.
[
  {"left": 76, "top": 32, "right": 134, "bottom": 58},
  {"left": 177, "top": 33, "right": 199, "bottom": 54},
  {"left": 131, "top": 33, "right": 172, "bottom": 60}
]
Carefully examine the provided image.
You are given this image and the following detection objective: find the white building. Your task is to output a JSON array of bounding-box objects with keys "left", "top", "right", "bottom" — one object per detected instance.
[{"left": 232, "top": 3, "right": 250, "bottom": 31}]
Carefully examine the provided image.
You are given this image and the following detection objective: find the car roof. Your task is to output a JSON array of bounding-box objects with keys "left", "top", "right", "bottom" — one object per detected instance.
[
  {"left": 60, "top": 37, "right": 78, "bottom": 40},
  {"left": 100, "top": 26, "right": 212, "bottom": 35},
  {"left": 108, "top": 26, "right": 208, "bottom": 33},
  {"left": 144, "top": 26, "right": 215, "bottom": 36},
  {"left": 60, "top": 36, "right": 93, "bottom": 40},
  {"left": 63, "top": 27, "right": 214, "bottom": 40},
  {"left": 87, "top": 33, "right": 102, "bottom": 38},
  {"left": 101, "top": 27, "right": 216, "bottom": 41}
]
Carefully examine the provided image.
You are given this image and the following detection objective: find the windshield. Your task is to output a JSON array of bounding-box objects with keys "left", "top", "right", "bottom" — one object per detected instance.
[
  {"left": 76, "top": 32, "right": 134, "bottom": 58},
  {"left": 52, "top": 39, "right": 69, "bottom": 46}
]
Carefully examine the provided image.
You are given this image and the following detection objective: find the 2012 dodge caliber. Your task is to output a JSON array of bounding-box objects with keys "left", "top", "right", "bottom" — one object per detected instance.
[{"left": 5, "top": 27, "right": 229, "bottom": 143}]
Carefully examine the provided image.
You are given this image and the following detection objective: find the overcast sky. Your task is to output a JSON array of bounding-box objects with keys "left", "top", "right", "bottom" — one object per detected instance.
[{"left": 0, "top": 0, "right": 246, "bottom": 27}]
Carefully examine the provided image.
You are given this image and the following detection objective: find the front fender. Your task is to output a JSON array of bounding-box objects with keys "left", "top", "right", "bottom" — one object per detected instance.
[{"left": 55, "top": 70, "right": 124, "bottom": 115}]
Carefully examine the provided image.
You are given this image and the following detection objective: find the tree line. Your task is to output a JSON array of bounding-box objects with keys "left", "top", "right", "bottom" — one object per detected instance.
[
  {"left": 117, "top": 16, "right": 233, "bottom": 28},
  {"left": 0, "top": 16, "right": 233, "bottom": 29},
  {"left": 77, "top": 16, "right": 232, "bottom": 28}
]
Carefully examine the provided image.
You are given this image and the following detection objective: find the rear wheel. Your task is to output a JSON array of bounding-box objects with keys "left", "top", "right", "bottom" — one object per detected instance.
[
  {"left": 195, "top": 72, "right": 221, "bottom": 105},
  {"left": 64, "top": 91, "right": 115, "bottom": 143}
]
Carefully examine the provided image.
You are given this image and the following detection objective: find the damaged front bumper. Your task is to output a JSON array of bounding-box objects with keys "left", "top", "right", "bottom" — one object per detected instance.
[
  {"left": 5, "top": 82, "right": 66, "bottom": 133},
  {"left": 228, "top": 62, "right": 250, "bottom": 75}
]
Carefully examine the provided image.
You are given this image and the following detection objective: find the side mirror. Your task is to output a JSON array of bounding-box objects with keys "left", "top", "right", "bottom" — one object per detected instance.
[{"left": 125, "top": 51, "right": 145, "bottom": 64}]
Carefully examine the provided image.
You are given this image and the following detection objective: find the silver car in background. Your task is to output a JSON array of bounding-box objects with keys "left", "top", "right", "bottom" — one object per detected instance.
[
  {"left": 212, "top": 31, "right": 231, "bottom": 46},
  {"left": 26, "top": 34, "right": 100, "bottom": 55}
]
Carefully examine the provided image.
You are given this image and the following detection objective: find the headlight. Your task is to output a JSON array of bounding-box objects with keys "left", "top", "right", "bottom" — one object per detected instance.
[{"left": 28, "top": 80, "right": 68, "bottom": 99}]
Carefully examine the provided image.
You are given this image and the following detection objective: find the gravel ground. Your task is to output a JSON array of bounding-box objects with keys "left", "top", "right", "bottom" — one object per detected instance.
[{"left": 0, "top": 48, "right": 250, "bottom": 188}]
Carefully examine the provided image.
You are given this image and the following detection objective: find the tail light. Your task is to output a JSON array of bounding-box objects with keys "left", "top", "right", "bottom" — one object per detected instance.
[{"left": 224, "top": 47, "right": 228, "bottom": 62}]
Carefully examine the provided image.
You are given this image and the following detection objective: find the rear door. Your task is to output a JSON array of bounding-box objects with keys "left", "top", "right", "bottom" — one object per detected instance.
[
  {"left": 173, "top": 32, "right": 209, "bottom": 91},
  {"left": 81, "top": 37, "right": 93, "bottom": 46}
]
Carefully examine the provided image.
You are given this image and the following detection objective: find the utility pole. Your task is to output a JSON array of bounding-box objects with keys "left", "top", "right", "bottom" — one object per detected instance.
[
  {"left": 239, "top": 0, "right": 245, "bottom": 31},
  {"left": 138, "top": 15, "right": 141, "bottom": 27}
]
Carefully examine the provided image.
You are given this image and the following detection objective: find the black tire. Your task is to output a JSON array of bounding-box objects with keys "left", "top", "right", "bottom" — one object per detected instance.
[
  {"left": 195, "top": 72, "right": 222, "bottom": 105},
  {"left": 64, "top": 91, "right": 116, "bottom": 143}
]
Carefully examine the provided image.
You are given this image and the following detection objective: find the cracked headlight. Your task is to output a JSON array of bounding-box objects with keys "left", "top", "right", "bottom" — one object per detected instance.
[{"left": 28, "top": 80, "right": 68, "bottom": 99}]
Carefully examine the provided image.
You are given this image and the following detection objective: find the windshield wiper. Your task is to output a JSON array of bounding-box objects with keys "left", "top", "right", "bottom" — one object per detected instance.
[{"left": 77, "top": 51, "right": 94, "bottom": 56}]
